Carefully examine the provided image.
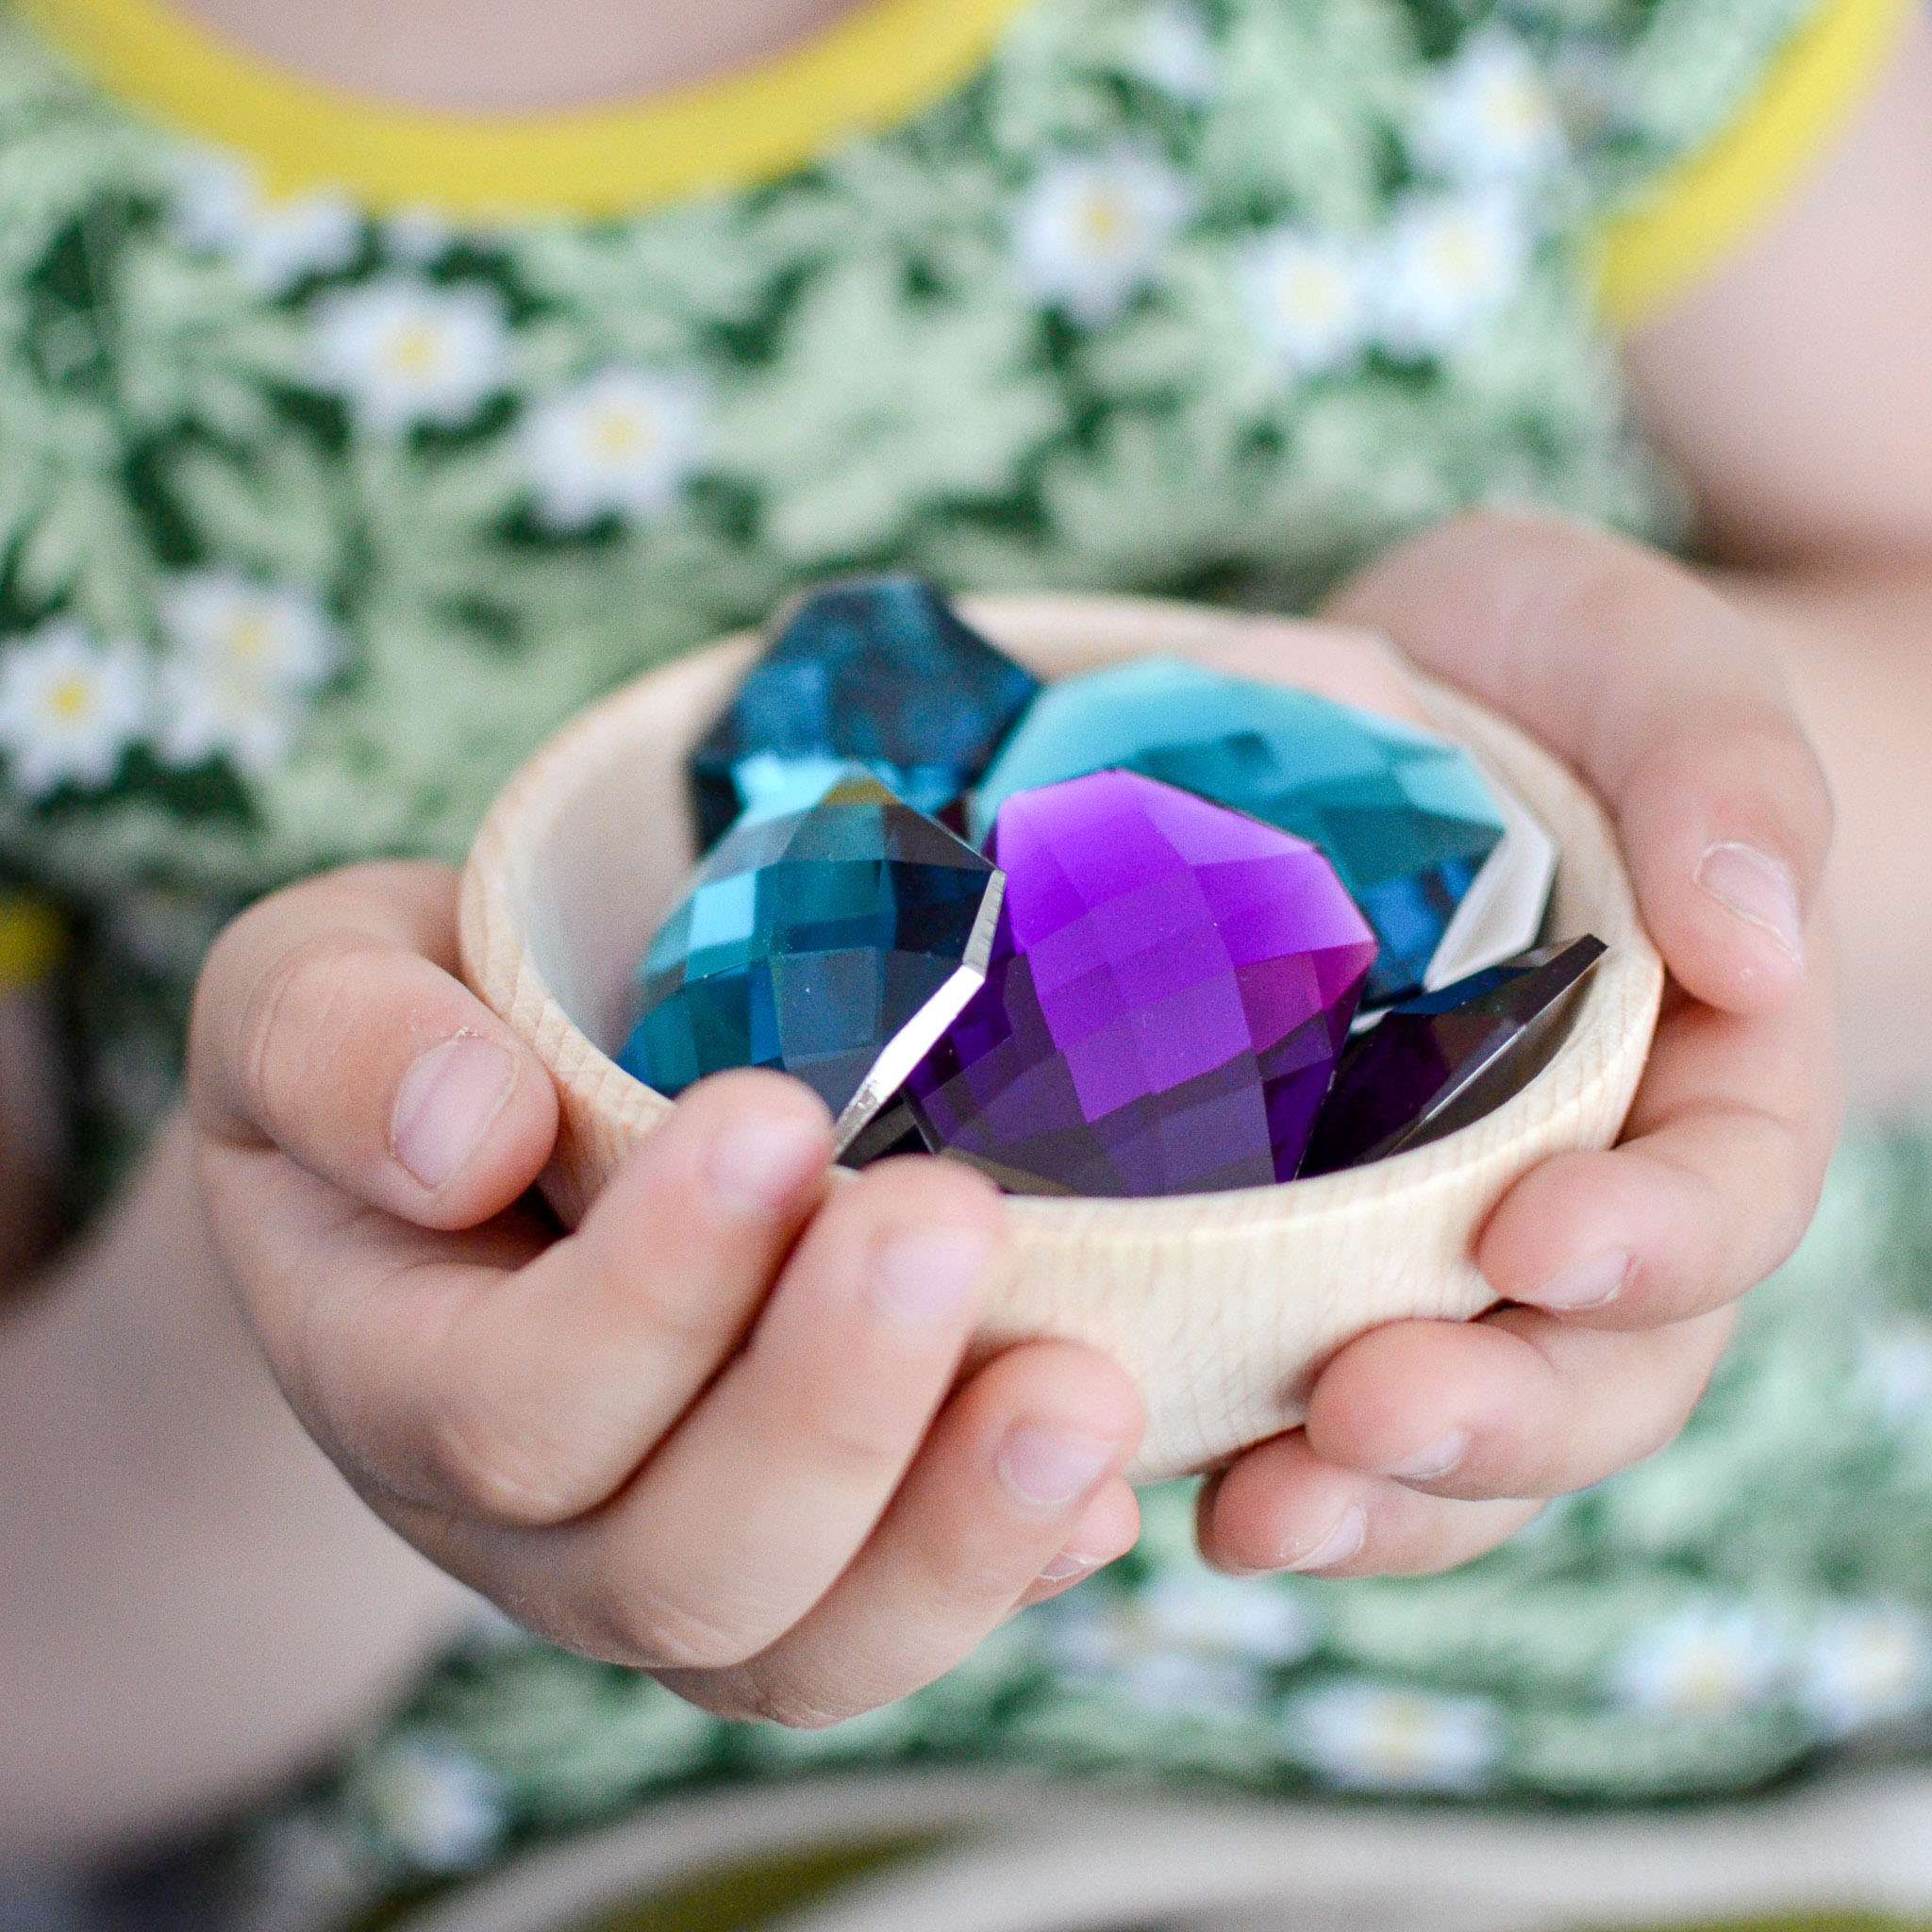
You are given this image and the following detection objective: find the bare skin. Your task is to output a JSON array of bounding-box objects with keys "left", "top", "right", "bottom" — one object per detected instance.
[{"left": 4, "top": 0, "right": 1930, "bottom": 1872}]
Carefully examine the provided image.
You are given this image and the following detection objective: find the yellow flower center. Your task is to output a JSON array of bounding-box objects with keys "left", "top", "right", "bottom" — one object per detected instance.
[
  {"left": 589, "top": 408, "right": 657, "bottom": 461},
  {"left": 1078, "top": 192, "right": 1132, "bottom": 254},
  {"left": 1483, "top": 78, "right": 1546, "bottom": 139},
  {"left": 385, "top": 324, "right": 446, "bottom": 379},
  {"left": 1278, "top": 265, "right": 1341, "bottom": 326},
  {"left": 1426, "top": 225, "right": 1486, "bottom": 286},
  {"left": 223, "top": 613, "right": 276, "bottom": 666},
  {"left": 46, "top": 675, "right": 95, "bottom": 724},
  {"left": 1673, "top": 1645, "right": 1748, "bottom": 1713},
  {"left": 1845, "top": 1629, "right": 1913, "bottom": 1690},
  {"left": 1364, "top": 1699, "right": 1435, "bottom": 1774}
]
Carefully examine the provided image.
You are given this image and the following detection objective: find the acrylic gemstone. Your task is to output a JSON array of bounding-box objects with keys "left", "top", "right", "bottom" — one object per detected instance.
[
  {"left": 690, "top": 575, "right": 1041, "bottom": 849},
  {"left": 619, "top": 770, "right": 1004, "bottom": 1154},
  {"left": 905, "top": 770, "right": 1379, "bottom": 1196},
  {"left": 1300, "top": 938, "right": 1607, "bottom": 1175},
  {"left": 970, "top": 658, "right": 1507, "bottom": 1008}
]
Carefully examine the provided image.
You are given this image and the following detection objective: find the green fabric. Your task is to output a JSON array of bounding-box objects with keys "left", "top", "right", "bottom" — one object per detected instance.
[{"left": 3, "top": 0, "right": 1925, "bottom": 1924}]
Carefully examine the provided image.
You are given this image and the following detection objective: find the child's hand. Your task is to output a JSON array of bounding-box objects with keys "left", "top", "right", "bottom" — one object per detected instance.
[
  {"left": 185, "top": 862, "right": 1143, "bottom": 1726},
  {"left": 1198, "top": 511, "right": 1842, "bottom": 1578}
]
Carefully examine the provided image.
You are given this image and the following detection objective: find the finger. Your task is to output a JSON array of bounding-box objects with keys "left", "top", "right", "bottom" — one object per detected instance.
[
  {"left": 1300, "top": 1307, "right": 1737, "bottom": 1503},
  {"left": 1018, "top": 1478, "right": 1142, "bottom": 1608},
  {"left": 249, "top": 1070, "right": 835, "bottom": 1527},
  {"left": 1481, "top": 974, "right": 1840, "bottom": 1328},
  {"left": 1198, "top": 1431, "right": 1543, "bottom": 1578},
  {"left": 189, "top": 860, "right": 558, "bottom": 1229},
  {"left": 458, "top": 1158, "right": 1014, "bottom": 1673},
  {"left": 1324, "top": 511, "right": 1834, "bottom": 1014},
  {"left": 663, "top": 1343, "right": 1143, "bottom": 1725}
]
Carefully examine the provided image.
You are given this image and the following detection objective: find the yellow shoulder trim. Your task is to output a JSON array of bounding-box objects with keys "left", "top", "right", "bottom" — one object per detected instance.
[
  {"left": 14, "top": 0, "right": 1030, "bottom": 218},
  {"left": 1598, "top": 0, "right": 1914, "bottom": 329},
  {"left": 0, "top": 896, "right": 63, "bottom": 993}
]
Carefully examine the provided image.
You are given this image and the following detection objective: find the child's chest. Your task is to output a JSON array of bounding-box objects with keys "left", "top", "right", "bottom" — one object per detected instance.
[{"left": 0, "top": 0, "right": 1673, "bottom": 908}]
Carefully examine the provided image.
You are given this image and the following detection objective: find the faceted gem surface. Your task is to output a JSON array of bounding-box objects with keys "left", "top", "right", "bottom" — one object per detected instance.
[
  {"left": 906, "top": 771, "right": 1378, "bottom": 1197},
  {"left": 970, "top": 658, "right": 1507, "bottom": 1008},
  {"left": 691, "top": 576, "right": 1041, "bottom": 849},
  {"left": 1414, "top": 767, "right": 1558, "bottom": 1006},
  {"left": 620, "top": 772, "right": 1004, "bottom": 1152},
  {"left": 1300, "top": 938, "right": 1607, "bottom": 1175}
]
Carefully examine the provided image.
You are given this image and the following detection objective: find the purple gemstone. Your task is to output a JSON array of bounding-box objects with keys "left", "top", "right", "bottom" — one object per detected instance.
[{"left": 904, "top": 771, "right": 1379, "bottom": 1196}]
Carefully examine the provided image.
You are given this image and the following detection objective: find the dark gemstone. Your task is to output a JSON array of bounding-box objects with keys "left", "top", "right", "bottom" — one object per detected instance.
[
  {"left": 690, "top": 575, "right": 1041, "bottom": 851},
  {"left": 905, "top": 770, "right": 1378, "bottom": 1196},
  {"left": 1299, "top": 938, "right": 1607, "bottom": 1175},
  {"left": 619, "top": 771, "right": 1004, "bottom": 1154}
]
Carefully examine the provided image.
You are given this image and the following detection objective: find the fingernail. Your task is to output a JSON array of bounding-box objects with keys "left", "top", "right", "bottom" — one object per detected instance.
[
  {"left": 998, "top": 1424, "right": 1115, "bottom": 1508},
  {"left": 707, "top": 1113, "right": 827, "bottom": 1220},
  {"left": 1696, "top": 841, "right": 1804, "bottom": 965},
  {"left": 869, "top": 1226, "right": 995, "bottom": 1325},
  {"left": 1384, "top": 1429, "right": 1471, "bottom": 1482},
  {"left": 1039, "top": 1548, "right": 1104, "bottom": 1584},
  {"left": 1531, "top": 1250, "right": 1632, "bottom": 1311},
  {"left": 1284, "top": 1503, "right": 1367, "bottom": 1574},
  {"left": 391, "top": 1033, "right": 515, "bottom": 1191}
]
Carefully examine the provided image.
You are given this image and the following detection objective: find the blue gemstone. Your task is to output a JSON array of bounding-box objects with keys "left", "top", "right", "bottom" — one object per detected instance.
[
  {"left": 691, "top": 576, "right": 1041, "bottom": 850},
  {"left": 620, "top": 770, "right": 1005, "bottom": 1152},
  {"left": 1300, "top": 938, "right": 1607, "bottom": 1174},
  {"left": 970, "top": 658, "right": 1507, "bottom": 1008}
]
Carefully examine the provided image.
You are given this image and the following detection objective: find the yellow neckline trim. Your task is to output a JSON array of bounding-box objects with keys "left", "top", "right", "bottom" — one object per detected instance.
[
  {"left": 16, "top": 0, "right": 1029, "bottom": 217},
  {"left": 1597, "top": 0, "right": 1912, "bottom": 329}
]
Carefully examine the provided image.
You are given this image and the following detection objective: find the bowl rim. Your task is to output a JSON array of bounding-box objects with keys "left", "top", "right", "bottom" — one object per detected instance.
[{"left": 459, "top": 591, "right": 1662, "bottom": 1239}]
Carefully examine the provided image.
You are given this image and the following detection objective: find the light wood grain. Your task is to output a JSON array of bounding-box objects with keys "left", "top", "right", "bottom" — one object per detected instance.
[{"left": 460, "top": 594, "right": 1663, "bottom": 1480}]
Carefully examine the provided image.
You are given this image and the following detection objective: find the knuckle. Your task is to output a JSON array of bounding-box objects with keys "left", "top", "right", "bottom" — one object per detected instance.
[
  {"left": 418, "top": 1388, "right": 593, "bottom": 1526},
  {"left": 604, "top": 1586, "right": 765, "bottom": 1674},
  {"left": 239, "top": 928, "right": 387, "bottom": 1135},
  {"left": 1538, "top": 543, "right": 1699, "bottom": 654},
  {"left": 797, "top": 1402, "right": 919, "bottom": 1487},
  {"left": 730, "top": 1667, "right": 857, "bottom": 1731}
]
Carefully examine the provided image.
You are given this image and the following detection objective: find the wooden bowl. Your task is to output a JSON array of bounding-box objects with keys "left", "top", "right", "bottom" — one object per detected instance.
[{"left": 460, "top": 594, "right": 1663, "bottom": 1481}]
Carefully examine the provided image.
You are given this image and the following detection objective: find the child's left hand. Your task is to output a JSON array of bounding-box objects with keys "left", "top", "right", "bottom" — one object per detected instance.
[{"left": 1198, "top": 509, "right": 1841, "bottom": 1578}]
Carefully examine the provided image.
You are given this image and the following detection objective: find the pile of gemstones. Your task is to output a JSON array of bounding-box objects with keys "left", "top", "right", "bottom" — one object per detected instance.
[{"left": 618, "top": 577, "right": 1604, "bottom": 1198}]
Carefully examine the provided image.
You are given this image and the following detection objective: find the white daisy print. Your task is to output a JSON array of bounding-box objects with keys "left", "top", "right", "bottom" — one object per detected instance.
[
  {"left": 1014, "top": 145, "right": 1191, "bottom": 326},
  {"left": 311, "top": 277, "right": 510, "bottom": 434},
  {"left": 523, "top": 368, "right": 708, "bottom": 529},
  {"left": 1415, "top": 28, "right": 1567, "bottom": 186},
  {"left": 1374, "top": 190, "right": 1530, "bottom": 358},
  {"left": 1118, "top": 1651, "right": 1270, "bottom": 1717},
  {"left": 1608, "top": 1605, "right": 1785, "bottom": 1720},
  {"left": 360, "top": 1739, "right": 506, "bottom": 1873},
  {"left": 1132, "top": 3, "right": 1219, "bottom": 104},
  {"left": 1284, "top": 1680, "right": 1502, "bottom": 1792},
  {"left": 1140, "top": 1570, "right": 1319, "bottom": 1665},
  {"left": 0, "top": 623, "right": 147, "bottom": 797},
  {"left": 173, "top": 152, "right": 361, "bottom": 297},
  {"left": 1240, "top": 228, "right": 1372, "bottom": 376},
  {"left": 1803, "top": 1606, "right": 1931, "bottom": 1737},
  {"left": 158, "top": 573, "right": 341, "bottom": 775},
  {"left": 1859, "top": 1319, "right": 1932, "bottom": 1425}
]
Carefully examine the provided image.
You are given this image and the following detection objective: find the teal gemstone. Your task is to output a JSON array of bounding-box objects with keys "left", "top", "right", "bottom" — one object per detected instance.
[
  {"left": 970, "top": 658, "right": 1507, "bottom": 1008},
  {"left": 690, "top": 577, "right": 1041, "bottom": 849},
  {"left": 619, "top": 770, "right": 1004, "bottom": 1153}
]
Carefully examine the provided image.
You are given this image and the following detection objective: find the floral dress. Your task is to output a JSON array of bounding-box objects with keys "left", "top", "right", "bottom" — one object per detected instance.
[{"left": 0, "top": 0, "right": 1927, "bottom": 1917}]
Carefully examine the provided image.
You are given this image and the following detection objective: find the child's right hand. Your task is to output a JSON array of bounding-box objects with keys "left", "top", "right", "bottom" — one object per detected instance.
[{"left": 185, "top": 861, "right": 1144, "bottom": 1727}]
